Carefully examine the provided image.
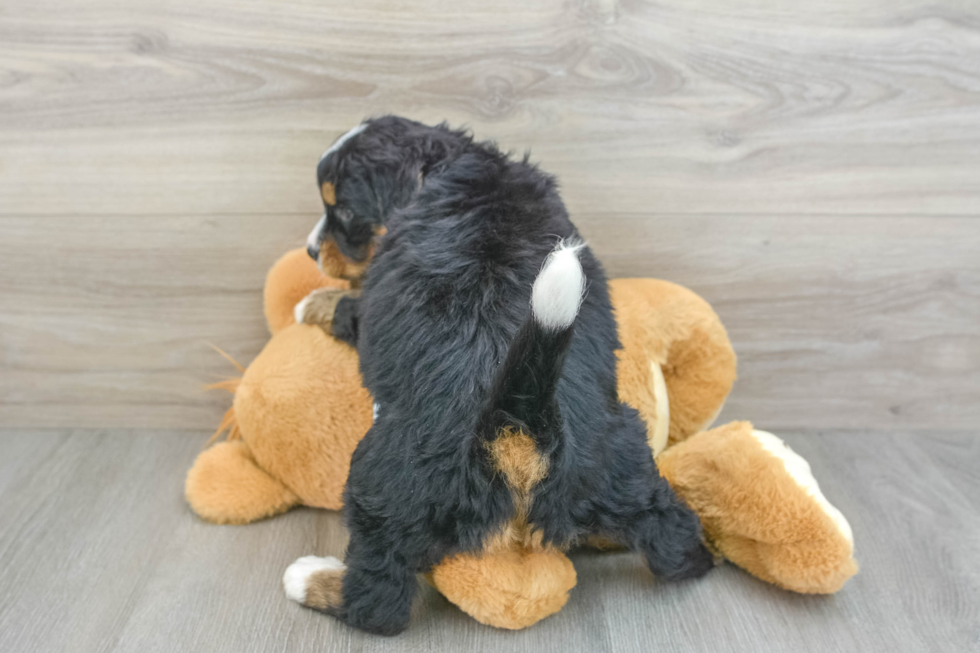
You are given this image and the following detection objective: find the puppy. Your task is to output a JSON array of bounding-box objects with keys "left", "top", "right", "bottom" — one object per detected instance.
[
  {"left": 286, "top": 117, "right": 713, "bottom": 635},
  {"left": 300, "top": 117, "right": 474, "bottom": 342}
]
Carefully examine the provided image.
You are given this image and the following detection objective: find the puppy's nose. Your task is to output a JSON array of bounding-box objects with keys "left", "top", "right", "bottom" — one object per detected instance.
[{"left": 306, "top": 212, "right": 327, "bottom": 262}]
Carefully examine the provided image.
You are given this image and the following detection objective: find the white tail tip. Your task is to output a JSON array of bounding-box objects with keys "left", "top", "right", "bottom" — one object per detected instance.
[{"left": 532, "top": 240, "right": 586, "bottom": 330}]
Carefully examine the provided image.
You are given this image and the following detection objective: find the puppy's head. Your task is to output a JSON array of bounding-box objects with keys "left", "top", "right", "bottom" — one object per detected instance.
[{"left": 306, "top": 116, "right": 471, "bottom": 277}]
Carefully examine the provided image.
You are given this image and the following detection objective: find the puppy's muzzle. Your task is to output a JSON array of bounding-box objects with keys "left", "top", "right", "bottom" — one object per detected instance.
[{"left": 306, "top": 212, "right": 328, "bottom": 261}]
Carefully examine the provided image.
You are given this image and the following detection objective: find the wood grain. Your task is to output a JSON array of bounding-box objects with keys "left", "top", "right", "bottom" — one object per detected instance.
[
  {"left": 0, "top": 429, "right": 977, "bottom": 652},
  {"left": 1, "top": 2, "right": 977, "bottom": 649},
  {"left": 1, "top": 0, "right": 980, "bottom": 216},
  {"left": 2, "top": 214, "right": 977, "bottom": 430},
  {"left": 585, "top": 214, "right": 980, "bottom": 431},
  {"left": 1, "top": 0, "right": 979, "bottom": 431}
]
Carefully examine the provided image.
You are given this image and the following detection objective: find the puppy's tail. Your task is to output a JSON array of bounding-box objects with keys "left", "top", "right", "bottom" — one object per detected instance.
[{"left": 475, "top": 240, "right": 586, "bottom": 450}]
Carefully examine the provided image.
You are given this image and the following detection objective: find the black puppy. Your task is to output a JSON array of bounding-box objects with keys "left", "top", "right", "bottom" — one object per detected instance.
[
  {"left": 285, "top": 117, "right": 713, "bottom": 635},
  {"left": 306, "top": 117, "right": 473, "bottom": 265}
]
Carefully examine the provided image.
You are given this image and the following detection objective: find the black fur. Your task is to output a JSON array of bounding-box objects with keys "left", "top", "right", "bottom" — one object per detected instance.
[
  {"left": 314, "top": 116, "right": 474, "bottom": 262},
  {"left": 311, "top": 117, "right": 712, "bottom": 635},
  {"left": 474, "top": 308, "right": 574, "bottom": 448},
  {"left": 330, "top": 295, "right": 359, "bottom": 347}
]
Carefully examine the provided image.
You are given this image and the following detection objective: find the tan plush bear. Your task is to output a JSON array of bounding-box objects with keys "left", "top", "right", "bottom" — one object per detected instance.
[{"left": 186, "top": 248, "right": 856, "bottom": 630}]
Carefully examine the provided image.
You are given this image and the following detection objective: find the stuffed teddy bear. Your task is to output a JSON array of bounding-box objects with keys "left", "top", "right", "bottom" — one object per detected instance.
[{"left": 186, "top": 248, "right": 857, "bottom": 629}]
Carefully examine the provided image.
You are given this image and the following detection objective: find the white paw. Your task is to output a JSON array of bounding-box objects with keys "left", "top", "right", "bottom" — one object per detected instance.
[
  {"left": 283, "top": 555, "right": 345, "bottom": 604},
  {"left": 293, "top": 293, "right": 314, "bottom": 325}
]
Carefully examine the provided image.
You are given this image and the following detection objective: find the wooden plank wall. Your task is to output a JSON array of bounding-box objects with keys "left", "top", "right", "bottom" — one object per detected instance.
[{"left": 1, "top": 0, "right": 978, "bottom": 431}]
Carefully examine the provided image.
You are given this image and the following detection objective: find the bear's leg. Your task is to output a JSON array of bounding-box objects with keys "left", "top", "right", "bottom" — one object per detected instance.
[{"left": 185, "top": 440, "right": 300, "bottom": 524}]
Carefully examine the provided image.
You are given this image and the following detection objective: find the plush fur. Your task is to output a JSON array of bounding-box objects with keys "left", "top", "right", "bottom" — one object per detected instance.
[
  {"left": 611, "top": 278, "right": 737, "bottom": 453},
  {"left": 428, "top": 547, "right": 577, "bottom": 630},
  {"left": 185, "top": 250, "right": 373, "bottom": 521},
  {"left": 263, "top": 249, "right": 350, "bottom": 334},
  {"left": 657, "top": 421, "right": 858, "bottom": 594},
  {"left": 186, "top": 439, "right": 300, "bottom": 524},
  {"left": 299, "top": 117, "right": 712, "bottom": 634},
  {"left": 186, "top": 247, "right": 856, "bottom": 629}
]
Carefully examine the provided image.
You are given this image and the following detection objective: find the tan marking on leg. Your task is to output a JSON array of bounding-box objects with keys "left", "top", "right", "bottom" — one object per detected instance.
[
  {"left": 297, "top": 287, "right": 359, "bottom": 329},
  {"left": 283, "top": 556, "right": 346, "bottom": 607},
  {"left": 305, "top": 567, "right": 344, "bottom": 611}
]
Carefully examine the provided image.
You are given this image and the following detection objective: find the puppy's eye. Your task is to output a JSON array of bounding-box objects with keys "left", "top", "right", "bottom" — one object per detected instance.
[{"left": 334, "top": 207, "right": 354, "bottom": 228}]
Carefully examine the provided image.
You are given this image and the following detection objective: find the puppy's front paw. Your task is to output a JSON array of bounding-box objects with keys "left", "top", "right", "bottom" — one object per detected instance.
[
  {"left": 293, "top": 294, "right": 313, "bottom": 325},
  {"left": 293, "top": 288, "right": 352, "bottom": 328},
  {"left": 283, "top": 555, "right": 346, "bottom": 607}
]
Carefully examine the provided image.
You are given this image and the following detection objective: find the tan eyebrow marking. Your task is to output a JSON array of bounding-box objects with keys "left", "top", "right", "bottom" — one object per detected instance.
[{"left": 321, "top": 182, "right": 336, "bottom": 206}]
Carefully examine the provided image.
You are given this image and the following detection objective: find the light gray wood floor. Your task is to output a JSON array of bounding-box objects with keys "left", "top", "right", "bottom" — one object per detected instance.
[
  {"left": 0, "top": 429, "right": 977, "bottom": 653},
  {"left": 2, "top": 1, "right": 978, "bottom": 651}
]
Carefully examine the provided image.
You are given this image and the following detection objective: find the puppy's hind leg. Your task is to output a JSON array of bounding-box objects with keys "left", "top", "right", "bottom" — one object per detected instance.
[
  {"left": 283, "top": 544, "right": 417, "bottom": 635},
  {"left": 592, "top": 419, "right": 714, "bottom": 582},
  {"left": 628, "top": 474, "right": 715, "bottom": 582},
  {"left": 283, "top": 513, "right": 419, "bottom": 635},
  {"left": 334, "top": 533, "right": 419, "bottom": 635},
  {"left": 283, "top": 555, "right": 347, "bottom": 611},
  {"left": 330, "top": 295, "right": 359, "bottom": 346}
]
